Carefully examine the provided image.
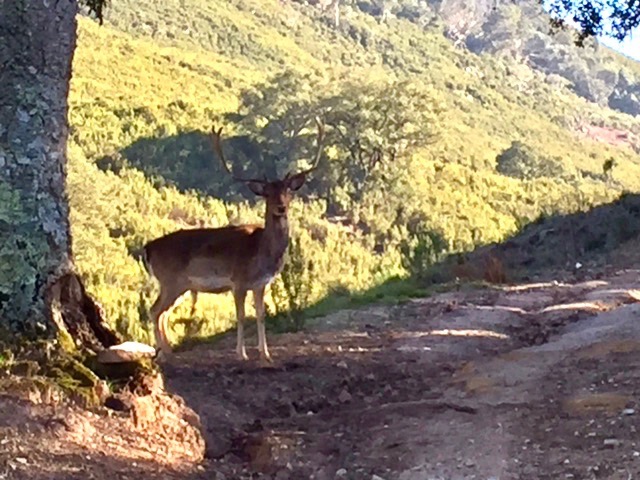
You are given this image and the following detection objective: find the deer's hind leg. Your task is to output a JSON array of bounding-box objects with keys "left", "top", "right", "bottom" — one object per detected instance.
[
  {"left": 233, "top": 289, "right": 249, "bottom": 361},
  {"left": 150, "top": 286, "right": 186, "bottom": 355}
]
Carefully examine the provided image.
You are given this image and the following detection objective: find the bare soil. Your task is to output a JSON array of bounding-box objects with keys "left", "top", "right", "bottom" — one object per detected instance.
[{"left": 3, "top": 269, "right": 640, "bottom": 479}]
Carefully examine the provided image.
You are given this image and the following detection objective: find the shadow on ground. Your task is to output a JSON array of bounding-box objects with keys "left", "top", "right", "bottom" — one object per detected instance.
[
  {"left": 164, "top": 294, "right": 516, "bottom": 479},
  {"left": 460, "top": 192, "right": 640, "bottom": 280}
]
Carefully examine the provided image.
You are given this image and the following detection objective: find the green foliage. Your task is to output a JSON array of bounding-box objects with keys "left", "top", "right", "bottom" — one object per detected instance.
[
  {"left": 496, "top": 141, "right": 576, "bottom": 181},
  {"left": 545, "top": 0, "right": 640, "bottom": 43},
  {"left": 269, "top": 234, "right": 317, "bottom": 332},
  {"left": 60, "top": 0, "right": 640, "bottom": 345},
  {"left": 230, "top": 72, "right": 442, "bottom": 214},
  {"left": 400, "top": 224, "right": 448, "bottom": 281},
  {"left": 0, "top": 349, "right": 13, "bottom": 369}
]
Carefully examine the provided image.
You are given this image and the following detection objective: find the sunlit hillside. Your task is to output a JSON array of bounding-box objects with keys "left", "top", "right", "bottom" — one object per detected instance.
[{"left": 67, "top": 0, "right": 640, "bottom": 345}]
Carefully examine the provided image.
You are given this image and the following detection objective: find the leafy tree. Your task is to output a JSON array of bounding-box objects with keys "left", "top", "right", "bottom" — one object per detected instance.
[
  {"left": 228, "top": 70, "right": 326, "bottom": 181},
  {"left": 496, "top": 141, "right": 575, "bottom": 181},
  {"left": 231, "top": 72, "right": 441, "bottom": 216},
  {"left": 320, "top": 80, "right": 440, "bottom": 205}
]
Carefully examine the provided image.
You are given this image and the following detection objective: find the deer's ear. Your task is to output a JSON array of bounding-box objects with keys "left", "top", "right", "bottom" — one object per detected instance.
[
  {"left": 247, "top": 181, "right": 266, "bottom": 196},
  {"left": 286, "top": 173, "right": 306, "bottom": 191}
]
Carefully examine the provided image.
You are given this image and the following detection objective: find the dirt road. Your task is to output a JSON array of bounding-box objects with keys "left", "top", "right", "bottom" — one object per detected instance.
[{"left": 3, "top": 270, "right": 640, "bottom": 479}]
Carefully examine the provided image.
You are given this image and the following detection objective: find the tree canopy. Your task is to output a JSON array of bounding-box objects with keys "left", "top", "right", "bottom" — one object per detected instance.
[{"left": 544, "top": 0, "right": 640, "bottom": 43}]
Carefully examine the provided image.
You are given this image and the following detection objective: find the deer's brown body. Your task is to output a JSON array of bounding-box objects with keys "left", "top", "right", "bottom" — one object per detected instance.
[
  {"left": 143, "top": 223, "right": 288, "bottom": 295},
  {"left": 143, "top": 119, "right": 324, "bottom": 361}
]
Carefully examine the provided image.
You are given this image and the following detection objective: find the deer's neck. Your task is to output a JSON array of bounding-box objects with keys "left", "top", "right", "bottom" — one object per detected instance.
[{"left": 261, "top": 213, "right": 290, "bottom": 261}]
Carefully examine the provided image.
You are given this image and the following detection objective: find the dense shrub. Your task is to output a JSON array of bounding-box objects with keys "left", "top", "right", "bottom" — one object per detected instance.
[
  {"left": 400, "top": 225, "right": 448, "bottom": 281},
  {"left": 496, "top": 141, "right": 576, "bottom": 181}
]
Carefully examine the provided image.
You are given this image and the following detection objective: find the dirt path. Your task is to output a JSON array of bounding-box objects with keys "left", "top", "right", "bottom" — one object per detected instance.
[
  {"left": 3, "top": 270, "right": 640, "bottom": 479},
  {"left": 170, "top": 268, "right": 640, "bottom": 479}
]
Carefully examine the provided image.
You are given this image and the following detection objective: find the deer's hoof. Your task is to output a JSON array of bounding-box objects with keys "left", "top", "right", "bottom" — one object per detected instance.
[
  {"left": 260, "top": 352, "right": 273, "bottom": 363},
  {"left": 236, "top": 349, "right": 249, "bottom": 361}
]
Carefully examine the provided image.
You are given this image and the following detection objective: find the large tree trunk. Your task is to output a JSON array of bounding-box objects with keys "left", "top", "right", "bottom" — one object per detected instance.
[{"left": 0, "top": 0, "right": 119, "bottom": 349}]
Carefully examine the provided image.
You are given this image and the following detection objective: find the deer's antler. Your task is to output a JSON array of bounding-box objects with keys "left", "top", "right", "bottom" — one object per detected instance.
[
  {"left": 211, "top": 126, "right": 268, "bottom": 183},
  {"left": 286, "top": 117, "right": 325, "bottom": 178}
]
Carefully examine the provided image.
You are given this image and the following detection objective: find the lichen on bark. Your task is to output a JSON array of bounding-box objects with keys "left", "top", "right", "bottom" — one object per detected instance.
[
  {"left": 0, "top": 3, "right": 163, "bottom": 412},
  {"left": 0, "top": 0, "right": 78, "bottom": 337},
  {"left": 0, "top": 0, "right": 122, "bottom": 354},
  {"left": 0, "top": 179, "right": 53, "bottom": 334}
]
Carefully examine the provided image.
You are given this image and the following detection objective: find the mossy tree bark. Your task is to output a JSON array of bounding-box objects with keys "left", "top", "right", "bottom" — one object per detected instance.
[{"left": 0, "top": 0, "right": 120, "bottom": 350}]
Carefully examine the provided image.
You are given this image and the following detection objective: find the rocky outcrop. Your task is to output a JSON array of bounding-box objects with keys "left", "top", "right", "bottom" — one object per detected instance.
[{"left": 426, "top": 0, "right": 640, "bottom": 116}]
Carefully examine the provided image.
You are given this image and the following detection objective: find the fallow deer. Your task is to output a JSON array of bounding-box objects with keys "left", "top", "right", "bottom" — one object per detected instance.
[{"left": 142, "top": 119, "right": 325, "bottom": 361}]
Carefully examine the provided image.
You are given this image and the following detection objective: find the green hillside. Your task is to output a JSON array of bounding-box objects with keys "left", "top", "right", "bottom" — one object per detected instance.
[{"left": 67, "top": 0, "right": 640, "bottom": 346}]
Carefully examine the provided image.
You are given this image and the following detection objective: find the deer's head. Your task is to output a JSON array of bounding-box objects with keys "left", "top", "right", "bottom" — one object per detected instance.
[{"left": 210, "top": 118, "right": 324, "bottom": 221}]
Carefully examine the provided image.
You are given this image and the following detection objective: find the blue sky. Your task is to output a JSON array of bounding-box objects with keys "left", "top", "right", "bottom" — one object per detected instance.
[
  {"left": 540, "top": 0, "right": 639, "bottom": 62},
  {"left": 600, "top": 29, "right": 640, "bottom": 61}
]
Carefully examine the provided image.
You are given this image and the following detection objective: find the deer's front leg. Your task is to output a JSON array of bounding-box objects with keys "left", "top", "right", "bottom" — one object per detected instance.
[
  {"left": 254, "top": 286, "right": 271, "bottom": 362},
  {"left": 233, "top": 289, "right": 248, "bottom": 361}
]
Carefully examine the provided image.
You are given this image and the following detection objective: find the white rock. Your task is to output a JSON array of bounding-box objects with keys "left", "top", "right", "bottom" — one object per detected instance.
[
  {"left": 338, "top": 389, "right": 352, "bottom": 403},
  {"left": 97, "top": 341, "right": 156, "bottom": 364},
  {"left": 603, "top": 438, "right": 622, "bottom": 448}
]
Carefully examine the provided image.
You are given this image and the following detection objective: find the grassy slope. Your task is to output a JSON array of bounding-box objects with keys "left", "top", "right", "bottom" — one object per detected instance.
[{"left": 67, "top": 0, "right": 640, "bottom": 345}]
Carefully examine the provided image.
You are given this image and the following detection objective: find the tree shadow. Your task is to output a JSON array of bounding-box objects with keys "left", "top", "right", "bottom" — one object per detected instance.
[
  {"left": 456, "top": 191, "right": 640, "bottom": 281},
  {"left": 161, "top": 306, "right": 504, "bottom": 477},
  {"left": 406, "top": 193, "right": 640, "bottom": 294},
  {"left": 338, "top": 191, "right": 640, "bottom": 299},
  {"left": 96, "top": 130, "right": 271, "bottom": 201}
]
